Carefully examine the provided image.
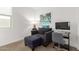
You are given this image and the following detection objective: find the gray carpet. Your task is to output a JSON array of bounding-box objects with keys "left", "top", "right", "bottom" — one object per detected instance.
[{"left": 0, "top": 40, "right": 67, "bottom": 51}]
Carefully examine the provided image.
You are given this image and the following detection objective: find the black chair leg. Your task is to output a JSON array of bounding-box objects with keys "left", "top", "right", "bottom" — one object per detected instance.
[
  {"left": 52, "top": 42, "right": 55, "bottom": 48},
  {"left": 25, "top": 43, "right": 27, "bottom": 46},
  {"left": 32, "top": 48, "right": 35, "bottom": 51}
]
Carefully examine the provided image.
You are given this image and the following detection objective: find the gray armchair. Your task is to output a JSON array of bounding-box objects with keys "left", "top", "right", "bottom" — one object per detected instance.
[
  {"left": 38, "top": 28, "right": 53, "bottom": 46},
  {"left": 39, "top": 31, "right": 53, "bottom": 46}
]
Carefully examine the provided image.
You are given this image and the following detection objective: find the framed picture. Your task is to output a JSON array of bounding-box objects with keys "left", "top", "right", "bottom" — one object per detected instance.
[{"left": 40, "top": 12, "right": 51, "bottom": 28}]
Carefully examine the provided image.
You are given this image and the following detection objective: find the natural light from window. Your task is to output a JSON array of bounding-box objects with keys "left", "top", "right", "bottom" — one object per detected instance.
[{"left": 0, "top": 7, "right": 12, "bottom": 28}]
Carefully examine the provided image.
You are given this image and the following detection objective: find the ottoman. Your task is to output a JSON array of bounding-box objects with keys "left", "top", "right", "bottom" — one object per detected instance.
[
  {"left": 27, "top": 34, "right": 43, "bottom": 51},
  {"left": 24, "top": 36, "right": 31, "bottom": 46}
]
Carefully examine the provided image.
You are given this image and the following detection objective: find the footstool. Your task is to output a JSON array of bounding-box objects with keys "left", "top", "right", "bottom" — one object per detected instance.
[{"left": 25, "top": 34, "right": 43, "bottom": 51}]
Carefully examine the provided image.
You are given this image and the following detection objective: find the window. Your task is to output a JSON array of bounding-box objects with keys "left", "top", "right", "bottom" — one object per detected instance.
[{"left": 0, "top": 7, "right": 12, "bottom": 28}]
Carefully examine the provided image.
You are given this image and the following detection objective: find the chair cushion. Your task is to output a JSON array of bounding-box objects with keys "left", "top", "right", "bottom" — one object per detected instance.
[{"left": 38, "top": 28, "right": 52, "bottom": 34}]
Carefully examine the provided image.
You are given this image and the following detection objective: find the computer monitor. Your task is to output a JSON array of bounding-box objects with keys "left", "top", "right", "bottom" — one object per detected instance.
[{"left": 55, "top": 22, "right": 70, "bottom": 30}]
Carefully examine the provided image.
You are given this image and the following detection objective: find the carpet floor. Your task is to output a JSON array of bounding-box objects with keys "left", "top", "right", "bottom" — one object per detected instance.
[{"left": 0, "top": 40, "right": 67, "bottom": 51}]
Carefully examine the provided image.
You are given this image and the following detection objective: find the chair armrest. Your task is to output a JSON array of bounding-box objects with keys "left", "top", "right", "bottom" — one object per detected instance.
[
  {"left": 45, "top": 31, "right": 53, "bottom": 34},
  {"left": 44, "top": 31, "right": 53, "bottom": 42}
]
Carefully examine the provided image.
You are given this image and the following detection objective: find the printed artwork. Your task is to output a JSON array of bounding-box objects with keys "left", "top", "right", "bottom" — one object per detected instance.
[{"left": 40, "top": 12, "right": 51, "bottom": 28}]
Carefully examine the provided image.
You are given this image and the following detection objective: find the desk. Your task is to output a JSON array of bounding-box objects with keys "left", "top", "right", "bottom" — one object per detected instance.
[
  {"left": 54, "top": 31, "right": 70, "bottom": 51},
  {"left": 63, "top": 32, "right": 70, "bottom": 51}
]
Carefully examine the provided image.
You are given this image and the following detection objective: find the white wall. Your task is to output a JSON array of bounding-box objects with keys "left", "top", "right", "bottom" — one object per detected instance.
[
  {"left": 52, "top": 8, "right": 78, "bottom": 48},
  {"left": 0, "top": 7, "right": 35, "bottom": 46},
  {"left": 33, "top": 7, "right": 78, "bottom": 49},
  {"left": 75, "top": 8, "right": 79, "bottom": 49},
  {"left": 0, "top": 7, "right": 79, "bottom": 50},
  {"left": 13, "top": 7, "right": 36, "bottom": 36}
]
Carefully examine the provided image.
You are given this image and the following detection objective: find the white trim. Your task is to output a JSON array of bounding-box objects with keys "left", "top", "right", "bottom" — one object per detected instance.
[{"left": 0, "top": 37, "right": 24, "bottom": 47}]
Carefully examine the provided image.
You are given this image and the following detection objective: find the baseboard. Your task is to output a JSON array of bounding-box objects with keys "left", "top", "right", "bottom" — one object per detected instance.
[{"left": 0, "top": 37, "right": 24, "bottom": 47}]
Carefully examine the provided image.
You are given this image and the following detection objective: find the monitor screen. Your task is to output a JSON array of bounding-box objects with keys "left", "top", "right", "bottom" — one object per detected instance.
[{"left": 55, "top": 22, "right": 70, "bottom": 30}]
